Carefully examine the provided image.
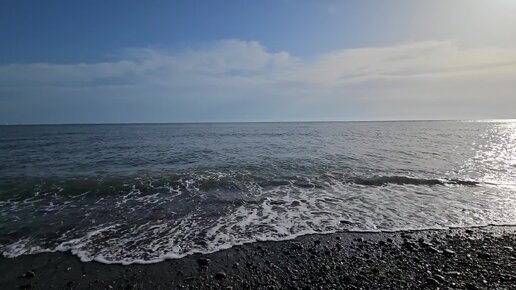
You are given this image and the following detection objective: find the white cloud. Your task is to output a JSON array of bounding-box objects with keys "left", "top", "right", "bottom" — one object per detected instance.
[{"left": 1, "top": 39, "right": 516, "bottom": 121}]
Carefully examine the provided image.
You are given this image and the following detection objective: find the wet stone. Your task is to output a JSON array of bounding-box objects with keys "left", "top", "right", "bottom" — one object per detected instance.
[
  {"left": 197, "top": 258, "right": 211, "bottom": 267},
  {"left": 214, "top": 272, "right": 227, "bottom": 280},
  {"left": 443, "top": 248, "right": 456, "bottom": 256},
  {"left": 19, "top": 271, "right": 35, "bottom": 279},
  {"left": 477, "top": 252, "right": 491, "bottom": 259}
]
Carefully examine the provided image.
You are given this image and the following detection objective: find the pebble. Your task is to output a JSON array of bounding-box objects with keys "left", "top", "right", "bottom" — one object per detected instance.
[
  {"left": 214, "top": 272, "right": 227, "bottom": 280},
  {"left": 444, "top": 271, "right": 461, "bottom": 276},
  {"left": 421, "top": 241, "right": 433, "bottom": 248},
  {"left": 477, "top": 252, "right": 491, "bottom": 259},
  {"left": 443, "top": 248, "right": 456, "bottom": 256},
  {"left": 465, "top": 282, "right": 480, "bottom": 290},
  {"left": 19, "top": 283, "right": 32, "bottom": 289},
  {"left": 433, "top": 274, "right": 446, "bottom": 283},
  {"left": 426, "top": 246, "right": 440, "bottom": 253},
  {"left": 197, "top": 258, "right": 211, "bottom": 267},
  {"left": 20, "top": 271, "right": 35, "bottom": 279}
]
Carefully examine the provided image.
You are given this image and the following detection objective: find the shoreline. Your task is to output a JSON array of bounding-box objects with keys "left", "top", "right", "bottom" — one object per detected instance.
[{"left": 1, "top": 226, "right": 515, "bottom": 289}]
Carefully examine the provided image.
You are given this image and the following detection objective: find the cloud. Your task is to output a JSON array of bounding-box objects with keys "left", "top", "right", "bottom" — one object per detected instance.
[{"left": 1, "top": 39, "right": 516, "bottom": 122}]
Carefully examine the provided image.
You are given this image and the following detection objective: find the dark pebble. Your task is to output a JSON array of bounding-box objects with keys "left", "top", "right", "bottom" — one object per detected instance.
[
  {"left": 465, "top": 282, "right": 480, "bottom": 290},
  {"left": 477, "top": 252, "right": 491, "bottom": 259},
  {"left": 197, "top": 258, "right": 211, "bottom": 267},
  {"left": 421, "top": 241, "right": 433, "bottom": 248},
  {"left": 426, "top": 246, "right": 440, "bottom": 253},
  {"left": 19, "top": 271, "right": 35, "bottom": 279},
  {"left": 433, "top": 274, "right": 446, "bottom": 283},
  {"left": 443, "top": 248, "right": 456, "bottom": 256},
  {"left": 214, "top": 272, "right": 227, "bottom": 280}
]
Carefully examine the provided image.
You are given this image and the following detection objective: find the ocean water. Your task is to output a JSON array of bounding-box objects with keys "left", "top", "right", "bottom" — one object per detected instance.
[{"left": 1, "top": 121, "right": 515, "bottom": 264}]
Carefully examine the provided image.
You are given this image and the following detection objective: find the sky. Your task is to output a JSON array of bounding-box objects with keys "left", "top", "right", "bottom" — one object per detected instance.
[{"left": 1, "top": 0, "right": 516, "bottom": 124}]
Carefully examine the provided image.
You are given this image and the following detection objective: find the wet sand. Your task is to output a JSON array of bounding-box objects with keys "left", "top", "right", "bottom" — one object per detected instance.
[{"left": 1, "top": 226, "right": 515, "bottom": 289}]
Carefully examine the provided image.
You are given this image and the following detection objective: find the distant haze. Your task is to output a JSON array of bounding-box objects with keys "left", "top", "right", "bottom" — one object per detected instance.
[{"left": 1, "top": 0, "right": 516, "bottom": 124}]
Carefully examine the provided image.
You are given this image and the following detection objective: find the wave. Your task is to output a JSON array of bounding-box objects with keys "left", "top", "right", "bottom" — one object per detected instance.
[{"left": 348, "top": 176, "right": 479, "bottom": 187}]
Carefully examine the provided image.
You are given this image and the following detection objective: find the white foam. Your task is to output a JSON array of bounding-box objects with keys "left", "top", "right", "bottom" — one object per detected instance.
[{"left": 2, "top": 173, "right": 516, "bottom": 265}]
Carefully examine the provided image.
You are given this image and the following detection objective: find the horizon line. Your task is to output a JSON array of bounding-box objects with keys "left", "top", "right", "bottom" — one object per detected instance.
[{"left": 1, "top": 118, "right": 515, "bottom": 126}]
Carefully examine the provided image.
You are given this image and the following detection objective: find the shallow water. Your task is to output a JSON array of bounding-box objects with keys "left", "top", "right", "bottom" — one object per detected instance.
[{"left": 1, "top": 121, "right": 515, "bottom": 264}]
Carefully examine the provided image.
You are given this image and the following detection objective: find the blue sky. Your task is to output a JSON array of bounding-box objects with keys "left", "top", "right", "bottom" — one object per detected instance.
[{"left": 1, "top": 0, "right": 516, "bottom": 123}]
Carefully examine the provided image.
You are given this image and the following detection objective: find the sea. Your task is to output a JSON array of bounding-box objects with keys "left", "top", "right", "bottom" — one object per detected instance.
[{"left": 1, "top": 120, "right": 515, "bottom": 264}]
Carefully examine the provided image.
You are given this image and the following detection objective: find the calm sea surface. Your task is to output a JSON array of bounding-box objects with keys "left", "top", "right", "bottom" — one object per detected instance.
[{"left": 1, "top": 121, "right": 515, "bottom": 264}]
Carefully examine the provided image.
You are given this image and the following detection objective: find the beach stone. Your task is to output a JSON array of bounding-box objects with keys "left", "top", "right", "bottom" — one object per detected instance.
[
  {"left": 477, "top": 251, "right": 491, "bottom": 259},
  {"left": 20, "top": 271, "right": 35, "bottom": 279},
  {"left": 443, "top": 248, "right": 456, "bottom": 256},
  {"left": 433, "top": 274, "right": 446, "bottom": 283},
  {"left": 426, "top": 246, "right": 440, "bottom": 253},
  {"left": 18, "top": 283, "right": 32, "bottom": 289},
  {"left": 465, "top": 282, "right": 480, "bottom": 290},
  {"left": 214, "top": 272, "right": 227, "bottom": 280},
  {"left": 444, "top": 271, "right": 461, "bottom": 276},
  {"left": 197, "top": 258, "right": 210, "bottom": 267},
  {"left": 421, "top": 241, "right": 433, "bottom": 248},
  {"left": 426, "top": 277, "right": 440, "bottom": 285},
  {"left": 403, "top": 241, "right": 416, "bottom": 250}
]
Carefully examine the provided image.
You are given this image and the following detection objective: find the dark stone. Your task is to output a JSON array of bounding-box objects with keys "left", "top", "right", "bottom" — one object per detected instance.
[
  {"left": 465, "top": 282, "right": 480, "bottom": 290},
  {"left": 478, "top": 252, "right": 491, "bottom": 259},
  {"left": 426, "top": 277, "right": 440, "bottom": 285},
  {"left": 214, "top": 272, "right": 227, "bottom": 280},
  {"left": 19, "top": 271, "right": 35, "bottom": 279},
  {"left": 426, "top": 246, "right": 440, "bottom": 253},
  {"left": 443, "top": 248, "right": 456, "bottom": 256},
  {"left": 19, "top": 283, "right": 32, "bottom": 289},
  {"left": 433, "top": 274, "right": 446, "bottom": 283},
  {"left": 197, "top": 258, "right": 211, "bottom": 267},
  {"left": 421, "top": 241, "right": 433, "bottom": 248},
  {"left": 403, "top": 241, "right": 416, "bottom": 251}
]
